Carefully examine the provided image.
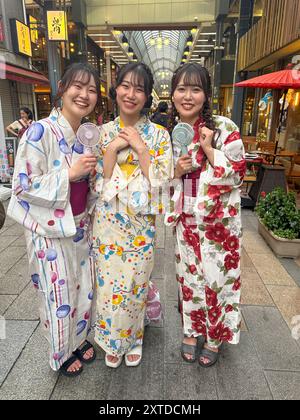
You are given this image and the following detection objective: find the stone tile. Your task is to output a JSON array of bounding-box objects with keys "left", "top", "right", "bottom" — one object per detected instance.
[
  {"left": 164, "top": 268, "right": 179, "bottom": 302},
  {"left": 0, "top": 236, "right": 21, "bottom": 253},
  {"left": 106, "top": 327, "right": 165, "bottom": 400},
  {"left": 295, "top": 256, "right": 300, "bottom": 268},
  {"left": 152, "top": 249, "right": 165, "bottom": 279},
  {"left": 4, "top": 283, "right": 39, "bottom": 320},
  {"left": 278, "top": 258, "right": 300, "bottom": 287},
  {"left": 0, "top": 320, "right": 38, "bottom": 386},
  {"left": 0, "top": 246, "right": 27, "bottom": 275},
  {"left": 0, "top": 326, "right": 57, "bottom": 400},
  {"left": 0, "top": 223, "right": 24, "bottom": 237},
  {"left": 10, "top": 235, "right": 26, "bottom": 248},
  {"left": 264, "top": 371, "right": 300, "bottom": 400},
  {"left": 0, "top": 258, "right": 30, "bottom": 294},
  {"left": 241, "top": 248, "right": 255, "bottom": 268},
  {"left": 154, "top": 225, "right": 165, "bottom": 248},
  {"left": 0, "top": 295, "right": 17, "bottom": 316},
  {"left": 266, "top": 286, "right": 300, "bottom": 330},
  {"left": 164, "top": 363, "right": 217, "bottom": 400},
  {"left": 240, "top": 312, "right": 248, "bottom": 332},
  {"left": 215, "top": 334, "right": 272, "bottom": 400},
  {"left": 164, "top": 301, "right": 183, "bottom": 364},
  {"left": 243, "top": 231, "right": 273, "bottom": 255},
  {"left": 242, "top": 306, "right": 300, "bottom": 371},
  {"left": 51, "top": 360, "right": 112, "bottom": 400},
  {"left": 241, "top": 267, "right": 274, "bottom": 306},
  {"left": 248, "top": 253, "right": 296, "bottom": 286}
]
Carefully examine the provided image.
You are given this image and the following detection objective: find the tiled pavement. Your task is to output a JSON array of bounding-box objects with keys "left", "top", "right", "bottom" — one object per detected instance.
[{"left": 0, "top": 202, "right": 299, "bottom": 400}]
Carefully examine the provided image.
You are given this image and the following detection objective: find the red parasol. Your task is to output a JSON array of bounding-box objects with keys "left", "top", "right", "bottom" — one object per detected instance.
[{"left": 235, "top": 66, "right": 300, "bottom": 155}]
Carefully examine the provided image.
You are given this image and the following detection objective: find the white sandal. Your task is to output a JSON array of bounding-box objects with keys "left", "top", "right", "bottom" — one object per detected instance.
[
  {"left": 125, "top": 345, "right": 143, "bottom": 367},
  {"left": 105, "top": 353, "right": 123, "bottom": 368}
]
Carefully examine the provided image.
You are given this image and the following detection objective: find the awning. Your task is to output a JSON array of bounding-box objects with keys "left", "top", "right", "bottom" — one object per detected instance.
[{"left": 0, "top": 62, "right": 49, "bottom": 85}]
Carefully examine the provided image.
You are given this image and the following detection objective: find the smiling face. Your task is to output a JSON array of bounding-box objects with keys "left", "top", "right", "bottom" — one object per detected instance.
[
  {"left": 172, "top": 74, "right": 206, "bottom": 124},
  {"left": 60, "top": 71, "right": 98, "bottom": 120},
  {"left": 115, "top": 71, "right": 147, "bottom": 118}
]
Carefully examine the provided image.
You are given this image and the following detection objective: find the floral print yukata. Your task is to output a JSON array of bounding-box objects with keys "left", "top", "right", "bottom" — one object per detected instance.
[
  {"left": 165, "top": 116, "right": 246, "bottom": 349},
  {"left": 92, "top": 116, "right": 173, "bottom": 356}
]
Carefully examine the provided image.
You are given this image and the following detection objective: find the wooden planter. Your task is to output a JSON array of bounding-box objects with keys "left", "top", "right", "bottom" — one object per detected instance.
[{"left": 258, "top": 219, "right": 300, "bottom": 259}]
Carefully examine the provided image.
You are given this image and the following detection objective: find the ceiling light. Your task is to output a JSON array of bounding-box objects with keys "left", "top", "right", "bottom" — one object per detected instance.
[
  {"left": 183, "top": 46, "right": 190, "bottom": 56},
  {"left": 187, "top": 35, "right": 193, "bottom": 46},
  {"left": 128, "top": 47, "right": 134, "bottom": 57},
  {"left": 122, "top": 35, "right": 129, "bottom": 47}
]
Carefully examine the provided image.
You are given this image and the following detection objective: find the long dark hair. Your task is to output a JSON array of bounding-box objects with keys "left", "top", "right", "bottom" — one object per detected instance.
[
  {"left": 54, "top": 62, "right": 101, "bottom": 115},
  {"left": 20, "top": 107, "right": 33, "bottom": 120},
  {"left": 169, "top": 63, "right": 217, "bottom": 135},
  {"left": 109, "top": 62, "right": 154, "bottom": 113}
]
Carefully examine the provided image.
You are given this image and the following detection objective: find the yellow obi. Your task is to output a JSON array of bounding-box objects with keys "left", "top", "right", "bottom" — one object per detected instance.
[{"left": 119, "top": 163, "right": 138, "bottom": 179}]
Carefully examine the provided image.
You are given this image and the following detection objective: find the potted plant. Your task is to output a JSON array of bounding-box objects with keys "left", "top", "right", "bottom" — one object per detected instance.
[{"left": 255, "top": 187, "right": 300, "bottom": 258}]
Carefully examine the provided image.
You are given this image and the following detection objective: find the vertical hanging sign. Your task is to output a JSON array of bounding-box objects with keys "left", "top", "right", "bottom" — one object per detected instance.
[{"left": 46, "top": 11, "right": 68, "bottom": 41}]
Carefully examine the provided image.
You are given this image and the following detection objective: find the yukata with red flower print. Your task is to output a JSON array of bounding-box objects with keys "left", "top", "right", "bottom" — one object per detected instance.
[{"left": 165, "top": 115, "right": 245, "bottom": 349}]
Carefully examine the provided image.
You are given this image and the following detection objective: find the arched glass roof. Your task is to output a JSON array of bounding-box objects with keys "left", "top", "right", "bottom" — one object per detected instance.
[{"left": 124, "top": 30, "right": 189, "bottom": 96}]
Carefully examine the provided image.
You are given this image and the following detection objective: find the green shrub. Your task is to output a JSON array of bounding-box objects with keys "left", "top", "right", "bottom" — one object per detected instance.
[{"left": 255, "top": 187, "right": 300, "bottom": 239}]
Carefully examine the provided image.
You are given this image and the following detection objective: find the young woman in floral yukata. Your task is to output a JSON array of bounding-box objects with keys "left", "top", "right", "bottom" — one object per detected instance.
[
  {"left": 165, "top": 63, "right": 246, "bottom": 367},
  {"left": 92, "top": 63, "right": 173, "bottom": 368},
  {"left": 8, "top": 63, "right": 100, "bottom": 377}
]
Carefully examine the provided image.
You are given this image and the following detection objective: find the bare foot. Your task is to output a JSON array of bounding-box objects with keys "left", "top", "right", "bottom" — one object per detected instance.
[
  {"left": 82, "top": 347, "right": 94, "bottom": 361},
  {"left": 106, "top": 355, "right": 121, "bottom": 364},
  {"left": 182, "top": 336, "right": 197, "bottom": 361},
  {"left": 127, "top": 354, "right": 140, "bottom": 363},
  {"left": 67, "top": 359, "right": 82, "bottom": 373},
  {"left": 199, "top": 343, "right": 218, "bottom": 365}
]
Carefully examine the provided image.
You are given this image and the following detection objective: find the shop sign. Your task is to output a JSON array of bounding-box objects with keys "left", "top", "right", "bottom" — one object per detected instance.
[
  {"left": 10, "top": 19, "right": 32, "bottom": 57},
  {"left": 29, "top": 15, "right": 38, "bottom": 44},
  {"left": 47, "top": 11, "right": 68, "bottom": 41}
]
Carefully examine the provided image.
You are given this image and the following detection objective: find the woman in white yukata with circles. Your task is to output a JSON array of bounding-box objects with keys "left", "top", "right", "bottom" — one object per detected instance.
[{"left": 8, "top": 63, "right": 100, "bottom": 377}]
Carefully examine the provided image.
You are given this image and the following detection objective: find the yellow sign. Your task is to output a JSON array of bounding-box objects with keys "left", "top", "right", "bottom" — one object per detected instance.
[
  {"left": 15, "top": 20, "right": 32, "bottom": 57},
  {"left": 29, "top": 16, "right": 38, "bottom": 44},
  {"left": 47, "top": 11, "right": 68, "bottom": 41}
]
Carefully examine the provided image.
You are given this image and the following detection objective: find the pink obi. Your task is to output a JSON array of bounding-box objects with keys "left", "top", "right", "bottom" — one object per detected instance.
[
  {"left": 70, "top": 180, "right": 89, "bottom": 216},
  {"left": 182, "top": 168, "right": 201, "bottom": 197}
]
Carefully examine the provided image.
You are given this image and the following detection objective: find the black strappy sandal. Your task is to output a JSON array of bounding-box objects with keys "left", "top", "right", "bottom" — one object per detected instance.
[
  {"left": 59, "top": 355, "right": 83, "bottom": 377},
  {"left": 73, "top": 340, "right": 96, "bottom": 364}
]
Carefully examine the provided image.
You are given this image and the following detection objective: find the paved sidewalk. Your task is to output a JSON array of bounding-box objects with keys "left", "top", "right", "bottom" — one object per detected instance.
[{"left": 0, "top": 203, "right": 300, "bottom": 400}]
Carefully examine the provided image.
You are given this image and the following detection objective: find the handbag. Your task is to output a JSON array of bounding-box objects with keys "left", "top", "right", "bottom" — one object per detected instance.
[{"left": 145, "top": 280, "right": 163, "bottom": 325}]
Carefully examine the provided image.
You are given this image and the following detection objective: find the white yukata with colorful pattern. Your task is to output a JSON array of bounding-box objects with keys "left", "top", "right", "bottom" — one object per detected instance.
[
  {"left": 92, "top": 116, "right": 173, "bottom": 357},
  {"left": 7, "top": 110, "right": 95, "bottom": 371}
]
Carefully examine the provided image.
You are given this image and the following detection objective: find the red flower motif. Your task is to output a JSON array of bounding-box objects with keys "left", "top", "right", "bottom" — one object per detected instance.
[
  {"left": 196, "top": 149, "right": 205, "bottom": 164},
  {"left": 220, "top": 326, "right": 234, "bottom": 342},
  {"left": 213, "top": 166, "right": 225, "bottom": 178},
  {"left": 224, "top": 131, "right": 241, "bottom": 145},
  {"left": 205, "top": 286, "right": 218, "bottom": 307},
  {"left": 189, "top": 264, "right": 197, "bottom": 275},
  {"left": 208, "top": 322, "right": 223, "bottom": 340},
  {"left": 208, "top": 305, "right": 222, "bottom": 325},
  {"left": 231, "top": 159, "right": 246, "bottom": 179},
  {"left": 192, "top": 321, "right": 207, "bottom": 335},
  {"left": 225, "top": 304, "right": 234, "bottom": 313},
  {"left": 232, "top": 276, "right": 241, "bottom": 291},
  {"left": 224, "top": 251, "right": 240, "bottom": 271},
  {"left": 182, "top": 286, "right": 194, "bottom": 302},
  {"left": 176, "top": 274, "right": 184, "bottom": 284},
  {"left": 208, "top": 200, "right": 225, "bottom": 220},
  {"left": 260, "top": 191, "right": 266, "bottom": 198},
  {"left": 190, "top": 309, "right": 206, "bottom": 324},
  {"left": 228, "top": 205, "right": 238, "bottom": 217},
  {"left": 167, "top": 216, "right": 175, "bottom": 223},
  {"left": 183, "top": 230, "right": 199, "bottom": 249},
  {"left": 205, "top": 222, "right": 230, "bottom": 243},
  {"left": 223, "top": 235, "right": 240, "bottom": 252},
  {"left": 207, "top": 185, "right": 222, "bottom": 200}
]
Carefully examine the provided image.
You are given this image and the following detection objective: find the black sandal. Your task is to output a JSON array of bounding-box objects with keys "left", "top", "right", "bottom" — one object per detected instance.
[
  {"left": 181, "top": 342, "right": 197, "bottom": 363},
  {"left": 59, "top": 355, "right": 83, "bottom": 377},
  {"left": 73, "top": 340, "right": 96, "bottom": 364}
]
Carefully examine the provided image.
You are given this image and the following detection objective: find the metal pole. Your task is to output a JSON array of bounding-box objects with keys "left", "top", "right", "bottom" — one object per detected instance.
[{"left": 44, "top": 0, "right": 62, "bottom": 105}]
